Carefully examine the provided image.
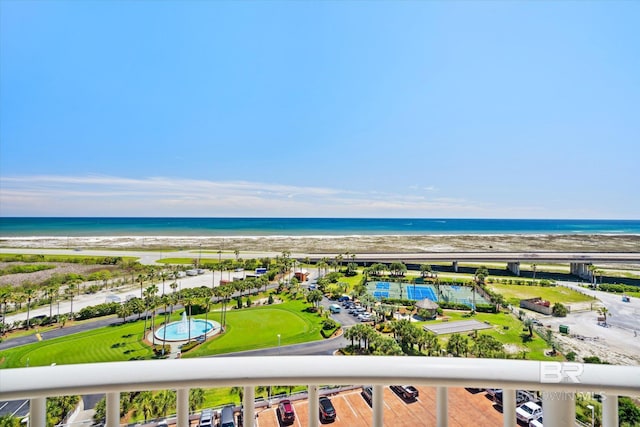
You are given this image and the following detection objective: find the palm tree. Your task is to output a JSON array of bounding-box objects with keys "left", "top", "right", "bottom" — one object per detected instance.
[
  {"left": 116, "top": 302, "right": 132, "bottom": 324},
  {"left": 189, "top": 388, "right": 205, "bottom": 412},
  {"left": 523, "top": 318, "right": 534, "bottom": 338},
  {"left": 23, "top": 286, "right": 37, "bottom": 329},
  {"left": 306, "top": 290, "right": 323, "bottom": 309},
  {"left": 183, "top": 294, "right": 197, "bottom": 342},
  {"left": 137, "top": 274, "right": 145, "bottom": 299},
  {"left": 160, "top": 294, "right": 171, "bottom": 352},
  {"left": 145, "top": 285, "right": 159, "bottom": 344},
  {"left": 66, "top": 284, "right": 77, "bottom": 320},
  {"left": 46, "top": 285, "right": 59, "bottom": 320},
  {"left": 472, "top": 334, "right": 503, "bottom": 358},
  {"left": 474, "top": 266, "right": 489, "bottom": 284},
  {"left": 153, "top": 390, "right": 176, "bottom": 417},
  {"left": 202, "top": 290, "right": 212, "bottom": 339},
  {"left": 446, "top": 333, "right": 469, "bottom": 357},
  {"left": 134, "top": 391, "right": 154, "bottom": 422},
  {"left": 344, "top": 326, "right": 357, "bottom": 348},
  {"left": 420, "top": 264, "right": 432, "bottom": 278},
  {"left": 0, "top": 285, "right": 12, "bottom": 335},
  {"left": 159, "top": 271, "right": 168, "bottom": 295}
]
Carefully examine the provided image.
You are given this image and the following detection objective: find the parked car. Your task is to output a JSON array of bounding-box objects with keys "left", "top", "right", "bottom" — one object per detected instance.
[
  {"left": 220, "top": 405, "right": 236, "bottom": 427},
  {"left": 277, "top": 399, "right": 295, "bottom": 424},
  {"left": 529, "top": 415, "right": 543, "bottom": 427},
  {"left": 156, "top": 420, "right": 168, "bottom": 427},
  {"left": 338, "top": 295, "right": 350, "bottom": 302},
  {"left": 516, "top": 402, "right": 543, "bottom": 424},
  {"left": 390, "top": 385, "right": 419, "bottom": 401},
  {"left": 485, "top": 388, "right": 500, "bottom": 400},
  {"left": 361, "top": 386, "right": 373, "bottom": 406},
  {"left": 319, "top": 396, "right": 336, "bottom": 422},
  {"left": 493, "top": 390, "right": 537, "bottom": 407},
  {"left": 199, "top": 409, "right": 214, "bottom": 427}
]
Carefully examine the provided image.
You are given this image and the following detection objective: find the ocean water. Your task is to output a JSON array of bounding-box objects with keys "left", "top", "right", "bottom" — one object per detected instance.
[{"left": 1, "top": 217, "right": 639, "bottom": 237}]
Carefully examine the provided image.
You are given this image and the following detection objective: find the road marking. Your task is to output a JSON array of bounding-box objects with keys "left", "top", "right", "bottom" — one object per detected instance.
[
  {"left": 13, "top": 400, "right": 28, "bottom": 416},
  {"left": 342, "top": 395, "right": 357, "bottom": 417},
  {"left": 0, "top": 402, "right": 8, "bottom": 411}
]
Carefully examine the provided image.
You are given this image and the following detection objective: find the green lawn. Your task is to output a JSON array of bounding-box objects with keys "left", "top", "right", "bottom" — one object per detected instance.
[
  {"left": 0, "top": 319, "right": 155, "bottom": 368},
  {"left": 185, "top": 300, "right": 324, "bottom": 357},
  {"left": 487, "top": 283, "right": 595, "bottom": 306},
  {"left": 0, "top": 299, "right": 325, "bottom": 368},
  {"left": 416, "top": 310, "right": 562, "bottom": 361}
]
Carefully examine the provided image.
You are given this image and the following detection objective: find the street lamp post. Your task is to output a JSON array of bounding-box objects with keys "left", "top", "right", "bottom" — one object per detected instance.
[
  {"left": 587, "top": 404, "right": 594, "bottom": 427},
  {"left": 277, "top": 334, "right": 281, "bottom": 354}
]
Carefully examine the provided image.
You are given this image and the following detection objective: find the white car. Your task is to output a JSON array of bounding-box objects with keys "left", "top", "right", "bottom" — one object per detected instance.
[
  {"left": 529, "top": 415, "right": 543, "bottom": 427},
  {"left": 516, "top": 401, "right": 543, "bottom": 424}
]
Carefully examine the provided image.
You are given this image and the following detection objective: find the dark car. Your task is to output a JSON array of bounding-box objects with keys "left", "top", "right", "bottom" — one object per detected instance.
[
  {"left": 390, "top": 385, "right": 419, "bottom": 401},
  {"left": 361, "top": 386, "right": 373, "bottom": 406},
  {"left": 493, "top": 390, "right": 537, "bottom": 407},
  {"left": 319, "top": 396, "right": 336, "bottom": 422},
  {"left": 277, "top": 399, "right": 295, "bottom": 424}
]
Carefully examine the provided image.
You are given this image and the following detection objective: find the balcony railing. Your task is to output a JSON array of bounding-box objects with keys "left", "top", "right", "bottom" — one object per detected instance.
[{"left": 1, "top": 356, "right": 638, "bottom": 427}]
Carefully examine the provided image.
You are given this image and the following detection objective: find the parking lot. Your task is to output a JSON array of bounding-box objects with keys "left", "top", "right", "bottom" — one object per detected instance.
[{"left": 253, "top": 386, "right": 502, "bottom": 427}]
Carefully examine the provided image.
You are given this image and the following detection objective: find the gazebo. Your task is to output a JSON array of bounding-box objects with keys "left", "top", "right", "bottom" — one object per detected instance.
[{"left": 415, "top": 298, "right": 439, "bottom": 320}]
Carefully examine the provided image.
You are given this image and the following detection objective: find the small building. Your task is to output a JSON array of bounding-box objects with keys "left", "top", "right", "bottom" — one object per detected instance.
[
  {"left": 415, "top": 298, "right": 439, "bottom": 320},
  {"left": 520, "top": 297, "right": 553, "bottom": 315},
  {"left": 294, "top": 271, "right": 309, "bottom": 281}
]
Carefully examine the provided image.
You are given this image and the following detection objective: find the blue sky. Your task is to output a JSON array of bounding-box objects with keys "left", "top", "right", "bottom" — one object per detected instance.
[{"left": 1, "top": 1, "right": 638, "bottom": 218}]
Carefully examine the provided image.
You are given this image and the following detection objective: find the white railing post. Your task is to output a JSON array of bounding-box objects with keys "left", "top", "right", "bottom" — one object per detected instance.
[
  {"left": 308, "top": 385, "right": 319, "bottom": 427},
  {"left": 243, "top": 386, "right": 255, "bottom": 427},
  {"left": 436, "top": 386, "right": 448, "bottom": 427},
  {"left": 502, "top": 389, "right": 516, "bottom": 427},
  {"left": 177, "top": 388, "right": 190, "bottom": 427},
  {"left": 106, "top": 392, "right": 120, "bottom": 427},
  {"left": 602, "top": 394, "right": 618, "bottom": 427},
  {"left": 29, "top": 397, "right": 46, "bottom": 427},
  {"left": 372, "top": 385, "right": 384, "bottom": 427},
  {"left": 542, "top": 391, "right": 575, "bottom": 427}
]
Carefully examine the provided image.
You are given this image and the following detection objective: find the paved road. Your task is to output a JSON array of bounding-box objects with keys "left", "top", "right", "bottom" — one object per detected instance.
[{"left": 3, "top": 247, "right": 640, "bottom": 265}]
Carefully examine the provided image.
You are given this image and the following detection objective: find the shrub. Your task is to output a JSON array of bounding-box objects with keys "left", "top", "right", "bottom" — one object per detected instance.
[
  {"left": 475, "top": 304, "right": 498, "bottom": 313},
  {"left": 322, "top": 318, "right": 338, "bottom": 330},
  {"left": 566, "top": 351, "right": 576, "bottom": 361},
  {"left": 268, "top": 294, "right": 274, "bottom": 304},
  {"left": 152, "top": 344, "right": 171, "bottom": 357},
  {"left": 179, "top": 341, "right": 199, "bottom": 353},
  {"left": 552, "top": 303, "right": 568, "bottom": 317}
]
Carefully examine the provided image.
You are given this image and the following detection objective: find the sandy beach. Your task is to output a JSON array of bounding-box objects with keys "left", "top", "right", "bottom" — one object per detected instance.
[{"left": 1, "top": 234, "right": 639, "bottom": 254}]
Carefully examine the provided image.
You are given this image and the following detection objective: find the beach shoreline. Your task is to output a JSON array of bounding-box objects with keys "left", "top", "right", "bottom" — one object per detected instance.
[{"left": 1, "top": 234, "right": 639, "bottom": 254}]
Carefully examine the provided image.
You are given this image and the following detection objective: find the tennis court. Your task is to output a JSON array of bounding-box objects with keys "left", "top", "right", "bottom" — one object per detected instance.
[
  {"left": 407, "top": 286, "right": 437, "bottom": 301},
  {"left": 366, "top": 282, "right": 490, "bottom": 309}
]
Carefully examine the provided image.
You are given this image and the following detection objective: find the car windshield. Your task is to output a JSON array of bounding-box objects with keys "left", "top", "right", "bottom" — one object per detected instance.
[
  {"left": 320, "top": 399, "right": 334, "bottom": 411},
  {"left": 522, "top": 405, "right": 534, "bottom": 414}
]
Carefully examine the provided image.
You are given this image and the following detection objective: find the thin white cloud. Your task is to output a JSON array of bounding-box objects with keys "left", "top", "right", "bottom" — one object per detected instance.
[{"left": 0, "top": 174, "right": 514, "bottom": 217}]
